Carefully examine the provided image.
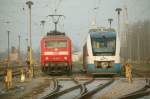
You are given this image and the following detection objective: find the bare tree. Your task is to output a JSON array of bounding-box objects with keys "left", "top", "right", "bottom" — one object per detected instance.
[{"left": 121, "top": 20, "right": 150, "bottom": 64}]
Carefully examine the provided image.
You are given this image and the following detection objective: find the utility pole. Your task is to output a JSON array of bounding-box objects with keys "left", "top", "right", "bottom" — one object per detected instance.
[
  {"left": 25, "top": 38, "right": 29, "bottom": 54},
  {"left": 26, "top": 1, "right": 34, "bottom": 78},
  {"left": 137, "top": 26, "right": 141, "bottom": 63},
  {"left": 7, "top": 31, "right": 10, "bottom": 68},
  {"left": 40, "top": 20, "right": 46, "bottom": 37},
  {"left": 18, "top": 34, "right": 21, "bottom": 65},
  {"left": 123, "top": 5, "right": 129, "bottom": 60},
  {"left": 25, "top": 38, "right": 29, "bottom": 64},
  {"left": 108, "top": 18, "right": 113, "bottom": 29},
  {"left": 5, "top": 30, "right": 13, "bottom": 89},
  {"left": 115, "top": 8, "right": 122, "bottom": 38},
  {"left": 115, "top": 8, "right": 122, "bottom": 63},
  {"left": 25, "top": 38, "right": 29, "bottom": 47}
]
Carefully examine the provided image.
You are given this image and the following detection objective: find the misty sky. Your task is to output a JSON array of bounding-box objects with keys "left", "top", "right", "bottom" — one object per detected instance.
[{"left": 0, "top": 0, "right": 150, "bottom": 53}]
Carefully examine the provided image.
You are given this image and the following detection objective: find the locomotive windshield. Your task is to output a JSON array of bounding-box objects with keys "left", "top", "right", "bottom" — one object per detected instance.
[
  {"left": 90, "top": 32, "right": 116, "bottom": 56},
  {"left": 45, "top": 40, "right": 67, "bottom": 48}
]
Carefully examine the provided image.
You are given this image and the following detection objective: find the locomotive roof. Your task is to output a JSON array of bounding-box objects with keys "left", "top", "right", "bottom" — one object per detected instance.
[
  {"left": 90, "top": 31, "right": 116, "bottom": 38},
  {"left": 46, "top": 31, "right": 66, "bottom": 37}
]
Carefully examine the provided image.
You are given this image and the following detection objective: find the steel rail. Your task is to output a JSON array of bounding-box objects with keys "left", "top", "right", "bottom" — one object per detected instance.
[
  {"left": 119, "top": 90, "right": 150, "bottom": 99},
  {"left": 43, "top": 78, "right": 94, "bottom": 99},
  {"left": 76, "top": 78, "right": 114, "bottom": 99},
  {"left": 119, "top": 79, "right": 150, "bottom": 99},
  {"left": 40, "top": 78, "right": 60, "bottom": 99},
  {"left": 119, "top": 69, "right": 150, "bottom": 99}
]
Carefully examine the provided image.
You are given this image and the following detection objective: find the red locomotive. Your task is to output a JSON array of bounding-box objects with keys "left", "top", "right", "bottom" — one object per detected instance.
[
  {"left": 40, "top": 14, "right": 72, "bottom": 74},
  {"left": 40, "top": 31, "right": 72, "bottom": 74}
]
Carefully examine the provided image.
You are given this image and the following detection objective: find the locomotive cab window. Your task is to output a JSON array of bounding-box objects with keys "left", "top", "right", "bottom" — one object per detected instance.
[{"left": 45, "top": 40, "right": 67, "bottom": 48}]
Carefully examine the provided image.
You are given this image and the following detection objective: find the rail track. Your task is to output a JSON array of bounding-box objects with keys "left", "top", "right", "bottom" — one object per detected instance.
[
  {"left": 41, "top": 77, "right": 114, "bottom": 99},
  {"left": 119, "top": 78, "right": 150, "bottom": 99},
  {"left": 41, "top": 77, "right": 60, "bottom": 99},
  {"left": 40, "top": 77, "right": 91, "bottom": 99},
  {"left": 76, "top": 78, "right": 114, "bottom": 99},
  {"left": 118, "top": 69, "right": 150, "bottom": 99}
]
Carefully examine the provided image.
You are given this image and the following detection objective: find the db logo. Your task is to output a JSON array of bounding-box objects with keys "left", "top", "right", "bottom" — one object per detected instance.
[{"left": 101, "top": 56, "right": 107, "bottom": 60}]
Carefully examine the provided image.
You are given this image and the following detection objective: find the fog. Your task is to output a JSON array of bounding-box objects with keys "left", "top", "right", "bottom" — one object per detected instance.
[{"left": 0, "top": 0, "right": 150, "bottom": 54}]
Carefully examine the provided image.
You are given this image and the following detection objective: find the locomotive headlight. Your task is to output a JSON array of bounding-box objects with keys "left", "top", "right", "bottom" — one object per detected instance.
[
  {"left": 45, "top": 57, "right": 49, "bottom": 60},
  {"left": 54, "top": 48, "right": 58, "bottom": 51},
  {"left": 59, "top": 51, "right": 68, "bottom": 55},
  {"left": 45, "top": 63, "right": 49, "bottom": 67},
  {"left": 101, "top": 62, "right": 108, "bottom": 68},
  {"left": 44, "top": 52, "right": 54, "bottom": 55},
  {"left": 64, "top": 56, "right": 67, "bottom": 60}
]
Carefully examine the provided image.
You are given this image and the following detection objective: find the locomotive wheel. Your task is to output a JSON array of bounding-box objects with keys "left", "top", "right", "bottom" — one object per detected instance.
[
  {"left": 42, "top": 67, "right": 45, "bottom": 72},
  {"left": 70, "top": 65, "right": 72, "bottom": 71},
  {"left": 65, "top": 66, "right": 72, "bottom": 75},
  {"left": 41, "top": 67, "right": 44, "bottom": 72}
]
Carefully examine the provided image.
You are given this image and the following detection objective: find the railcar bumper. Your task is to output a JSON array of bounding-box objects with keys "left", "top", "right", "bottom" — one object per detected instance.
[{"left": 86, "top": 63, "right": 121, "bottom": 74}]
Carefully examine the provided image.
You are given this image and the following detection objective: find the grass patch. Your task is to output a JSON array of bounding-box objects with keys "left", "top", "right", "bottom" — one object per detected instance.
[{"left": 131, "top": 63, "right": 150, "bottom": 71}]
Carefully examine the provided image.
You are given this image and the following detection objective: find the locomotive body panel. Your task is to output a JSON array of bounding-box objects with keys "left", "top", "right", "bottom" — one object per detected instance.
[{"left": 40, "top": 33, "right": 72, "bottom": 73}]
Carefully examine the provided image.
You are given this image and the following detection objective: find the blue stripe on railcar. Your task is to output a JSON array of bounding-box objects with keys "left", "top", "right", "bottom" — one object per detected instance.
[{"left": 113, "top": 63, "right": 121, "bottom": 73}]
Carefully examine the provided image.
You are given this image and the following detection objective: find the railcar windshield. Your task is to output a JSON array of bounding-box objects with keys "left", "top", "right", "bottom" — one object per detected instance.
[
  {"left": 45, "top": 40, "right": 67, "bottom": 48},
  {"left": 90, "top": 32, "right": 116, "bottom": 56}
]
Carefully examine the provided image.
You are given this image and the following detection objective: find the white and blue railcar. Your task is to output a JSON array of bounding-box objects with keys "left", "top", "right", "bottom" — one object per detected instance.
[{"left": 83, "top": 27, "right": 121, "bottom": 74}]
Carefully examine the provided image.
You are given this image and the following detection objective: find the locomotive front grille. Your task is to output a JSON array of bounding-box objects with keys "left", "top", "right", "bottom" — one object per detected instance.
[{"left": 45, "top": 62, "right": 68, "bottom": 67}]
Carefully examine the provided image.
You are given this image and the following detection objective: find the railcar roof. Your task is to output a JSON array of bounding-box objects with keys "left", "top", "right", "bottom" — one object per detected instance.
[{"left": 90, "top": 31, "right": 116, "bottom": 38}]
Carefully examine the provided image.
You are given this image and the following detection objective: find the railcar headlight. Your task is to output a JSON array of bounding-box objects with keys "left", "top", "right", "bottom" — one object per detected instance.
[
  {"left": 101, "top": 62, "right": 108, "bottom": 68},
  {"left": 109, "top": 61, "right": 114, "bottom": 67}
]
